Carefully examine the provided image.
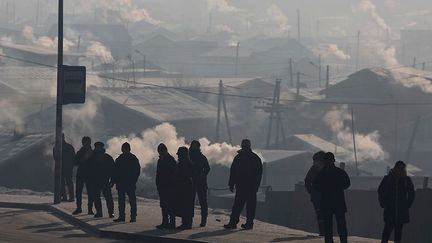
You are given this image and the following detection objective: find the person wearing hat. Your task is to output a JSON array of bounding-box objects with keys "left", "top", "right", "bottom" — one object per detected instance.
[
  {"left": 313, "top": 152, "right": 351, "bottom": 243},
  {"left": 155, "top": 143, "right": 177, "bottom": 229},
  {"left": 89, "top": 141, "right": 115, "bottom": 218},
  {"left": 224, "top": 139, "right": 262, "bottom": 230},
  {"left": 189, "top": 140, "right": 210, "bottom": 227},
  {"left": 175, "top": 146, "right": 194, "bottom": 230},
  {"left": 112, "top": 142, "right": 141, "bottom": 223}
]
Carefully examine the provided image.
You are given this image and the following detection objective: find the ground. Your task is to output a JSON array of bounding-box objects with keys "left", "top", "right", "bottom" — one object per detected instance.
[{"left": 0, "top": 192, "right": 387, "bottom": 243}]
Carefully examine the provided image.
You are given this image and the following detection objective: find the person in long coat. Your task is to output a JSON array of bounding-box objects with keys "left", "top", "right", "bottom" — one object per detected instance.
[
  {"left": 73, "top": 136, "right": 94, "bottom": 215},
  {"left": 189, "top": 140, "right": 211, "bottom": 227},
  {"left": 175, "top": 146, "right": 195, "bottom": 230},
  {"left": 313, "top": 152, "right": 350, "bottom": 243},
  {"left": 53, "top": 134, "right": 76, "bottom": 202},
  {"left": 304, "top": 151, "right": 325, "bottom": 235},
  {"left": 378, "top": 161, "right": 415, "bottom": 243},
  {"left": 155, "top": 143, "right": 177, "bottom": 229}
]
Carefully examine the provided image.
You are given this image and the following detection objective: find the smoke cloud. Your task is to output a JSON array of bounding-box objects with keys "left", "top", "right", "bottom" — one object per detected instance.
[
  {"left": 266, "top": 4, "right": 289, "bottom": 33},
  {"left": 106, "top": 123, "right": 240, "bottom": 169},
  {"left": 325, "top": 44, "right": 351, "bottom": 60},
  {"left": 87, "top": 41, "right": 114, "bottom": 63},
  {"left": 355, "top": 0, "right": 390, "bottom": 31},
  {"left": 22, "top": 25, "right": 75, "bottom": 51},
  {"left": 324, "top": 105, "right": 388, "bottom": 162},
  {"left": 207, "top": 0, "right": 242, "bottom": 13}
]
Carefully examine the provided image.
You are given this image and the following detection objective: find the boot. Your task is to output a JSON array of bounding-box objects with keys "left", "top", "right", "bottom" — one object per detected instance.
[
  {"left": 200, "top": 217, "right": 207, "bottom": 227},
  {"left": 72, "top": 208, "right": 82, "bottom": 215},
  {"left": 167, "top": 215, "right": 176, "bottom": 229},
  {"left": 241, "top": 222, "right": 253, "bottom": 230},
  {"left": 223, "top": 223, "right": 237, "bottom": 229},
  {"left": 87, "top": 208, "right": 94, "bottom": 215},
  {"left": 130, "top": 217, "right": 136, "bottom": 223},
  {"left": 113, "top": 215, "right": 125, "bottom": 222}
]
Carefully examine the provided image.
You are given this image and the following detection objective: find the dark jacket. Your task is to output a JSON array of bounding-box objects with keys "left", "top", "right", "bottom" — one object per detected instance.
[
  {"left": 190, "top": 150, "right": 210, "bottom": 187},
  {"left": 74, "top": 146, "right": 93, "bottom": 180},
  {"left": 229, "top": 149, "right": 263, "bottom": 192},
  {"left": 88, "top": 148, "right": 115, "bottom": 186},
  {"left": 313, "top": 165, "right": 351, "bottom": 213},
  {"left": 175, "top": 157, "right": 194, "bottom": 218},
  {"left": 113, "top": 152, "right": 141, "bottom": 190},
  {"left": 156, "top": 154, "right": 177, "bottom": 209},
  {"left": 378, "top": 170, "right": 415, "bottom": 225},
  {"left": 304, "top": 164, "right": 323, "bottom": 202},
  {"left": 53, "top": 141, "right": 76, "bottom": 177}
]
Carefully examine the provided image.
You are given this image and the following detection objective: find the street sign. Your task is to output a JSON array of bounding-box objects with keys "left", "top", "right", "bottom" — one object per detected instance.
[{"left": 62, "top": 65, "right": 86, "bottom": 104}]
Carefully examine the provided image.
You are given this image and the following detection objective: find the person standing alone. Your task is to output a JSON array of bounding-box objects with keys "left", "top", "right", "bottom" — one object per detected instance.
[
  {"left": 313, "top": 152, "right": 350, "bottom": 243},
  {"left": 73, "top": 136, "right": 94, "bottom": 215},
  {"left": 112, "top": 142, "right": 141, "bottom": 223},
  {"left": 53, "top": 134, "right": 75, "bottom": 202},
  {"left": 378, "top": 161, "right": 415, "bottom": 243},
  {"left": 189, "top": 140, "right": 210, "bottom": 227},
  {"left": 224, "top": 139, "right": 262, "bottom": 230}
]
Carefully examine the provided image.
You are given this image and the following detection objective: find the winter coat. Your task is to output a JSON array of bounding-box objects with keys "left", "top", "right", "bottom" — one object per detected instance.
[
  {"left": 313, "top": 165, "right": 351, "bottom": 213},
  {"left": 74, "top": 146, "right": 93, "bottom": 180},
  {"left": 53, "top": 141, "right": 76, "bottom": 177},
  {"left": 378, "top": 170, "right": 415, "bottom": 225},
  {"left": 175, "top": 157, "right": 194, "bottom": 218},
  {"left": 229, "top": 149, "right": 263, "bottom": 192},
  {"left": 156, "top": 154, "right": 177, "bottom": 209},
  {"left": 88, "top": 149, "right": 115, "bottom": 186},
  {"left": 113, "top": 152, "right": 141, "bottom": 190},
  {"left": 190, "top": 150, "right": 210, "bottom": 188},
  {"left": 304, "top": 165, "right": 323, "bottom": 203}
]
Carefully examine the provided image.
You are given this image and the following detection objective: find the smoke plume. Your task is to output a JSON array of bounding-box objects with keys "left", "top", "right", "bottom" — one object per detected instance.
[
  {"left": 22, "top": 25, "right": 75, "bottom": 51},
  {"left": 326, "top": 44, "right": 351, "bottom": 60},
  {"left": 266, "top": 4, "right": 289, "bottom": 33},
  {"left": 207, "top": 0, "right": 242, "bottom": 13},
  {"left": 355, "top": 0, "right": 390, "bottom": 31},
  {"left": 324, "top": 105, "right": 388, "bottom": 162},
  {"left": 106, "top": 123, "right": 240, "bottom": 169},
  {"left": 87, "top": 41, "right": 114, "bottom": 63}
]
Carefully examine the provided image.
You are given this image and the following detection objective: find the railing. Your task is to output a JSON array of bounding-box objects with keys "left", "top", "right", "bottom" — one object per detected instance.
[{"left": 207, "top": 185, "right": 273, "bottom": 196}]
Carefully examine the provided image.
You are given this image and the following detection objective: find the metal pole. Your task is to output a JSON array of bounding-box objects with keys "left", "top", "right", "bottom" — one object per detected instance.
[
  {"left": 221, "top": 86, "right": 232, "bottom": 144},
  {"left": 318, "top": 54, "right": 322, "bottom": 87},
  {"left": 326, "top": 65, "right": 330, "bottom": 89},
  {"left": 289, "top": 58, "right": 294, "bottom": 87},
  {"left": 351, "top": 107, "right": 359, "bottom": 176},
  {"left": 235, "top": 42, "right": 240, "bottom": 77},
  {"left": 265, "top": 80, "right": 278, "bottom": 149},
  {"left": 36, "top": 0, "right": 40, "bottom": 27},
  {"left": 54, "top": 0, "right": 64, "bottom": 204},
  {"left": 215, "top": 80, "right": 222, "bottom": 142},
  {"left": 355, "top": 31, "right": 360, "bottom": 71},
  {"left": 296, "top": 72, "right": 300, "bottom": 98},
  {"left": 297, "top": 9, "right": 301, "bottom": 42}
]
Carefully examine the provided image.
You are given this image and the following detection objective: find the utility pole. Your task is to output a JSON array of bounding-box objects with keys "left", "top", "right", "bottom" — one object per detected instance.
[
  {"left": 54, "top": 0, "right": 64, "bottom": 204},
  {"left": 135, "top": 49, "right": 146, "bottom": 78},
  {"left": 355, "top": 31, "right": 360, "bottom": 71},
  {"left": 264, "top": 79, "right": 286, "bottom": 148},
  {"left": 76, "top": 35, "right": 81, "bottom": 53},
  {"left": 351, "top": 107, "right": 359, "bottom": 176},
  {"left": 265, "top": 80, "right": 279, "bottom": 149},
  {"left": 297, "top": 9, "right": 301, "bottom": 42},
  {"left": 289, "top": 58, "right": 294, "bottom": 87},
  {"left": 235, "top": 42, "right": 240, "bottom": 77},
  {"left": 326, "top": 65, "right": 330, "bottom": 89},
  {"left": 131, "top": 58, "right": 136, "bottom": 87},
  {"left": 214, "top": 80, "right": 232, "bottom": 144},
  {"left": 215, "top": 80, "right": 222, "bottom": 142},
  {"left": 296, "top": 72, "right": 300, "bottom": 98},
  {"left": 405, "top": 116, "right": 421, "bottom": 163},
  {"left": 318, "top": 54, "right": 322, "bottom": 87}
]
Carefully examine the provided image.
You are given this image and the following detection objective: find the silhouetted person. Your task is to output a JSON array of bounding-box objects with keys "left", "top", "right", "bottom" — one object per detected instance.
[
  {"left": 112, "top": 142, "right": 141, "bottom": 223},
  {"left": 53, "top": 134, "right": 76, "bottom": 202},
  {"left": 378, "top": 161, "right": 415, "bottom": 243},
  {"left": 304, "top": 151, "right": 326, "bottom": 236},
  {"left": 89, "top": 142, "right": 115, "bottom": 218},
  {"left": 189, "top": 140, "right": 210, "bottom": 227},
  {"left": 155, "top": 143, "right": 177, "bottom": 229},
  {"left": 73, "top": 136, "right": 94, "bottom": 215},
  {"left": 175, "top": 146, "right": 195, "bottom": 230},
  {"left": 313, "top": 152, "right": 350, "bottom": 243},
  {"left": 224, "top": 139, "right": 262, "bottom": 230}
]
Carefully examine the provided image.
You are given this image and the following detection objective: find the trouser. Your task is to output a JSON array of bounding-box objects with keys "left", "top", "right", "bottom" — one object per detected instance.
[
  {"left": 381, "top": 223, "right": 403, "bottom": 243},
  {"left": 117, "top": 187, "right": 137, "bottom": 218},
  {"left": 161, "top": 208, "right": 175, "bottom": 225},
  {"left": 61, "top": 174, "right": 74, "bottom": 200},
  {"left": 94, "top": 183, "right": 114, "bottom": 216},
  {"left": 181, "top": 216, "right": 193, "bottom": 227},
  {"left": 323, "top": 211, "right": 348, "bottom": 243},
  {"left": 312, "top": 200, "right": 324, "bottom": 234},
  {"left": 75, "top": 176, "right": 94, "bottom": 211},
  {"left": 193, "top": 183, "right": 208, "bottom": 220},
  {"left": 229, "top": 190, "right": 257, "bottom": 225}
]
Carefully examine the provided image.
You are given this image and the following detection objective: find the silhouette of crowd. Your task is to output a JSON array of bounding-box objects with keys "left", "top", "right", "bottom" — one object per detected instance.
[{"left": 54, "top": 135, "right": 416, "bottom": 242}]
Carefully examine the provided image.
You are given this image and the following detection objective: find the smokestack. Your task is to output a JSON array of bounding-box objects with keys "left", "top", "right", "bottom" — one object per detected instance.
[{"left": 297, "top": 9, "right": 301, "bottom": 42}]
